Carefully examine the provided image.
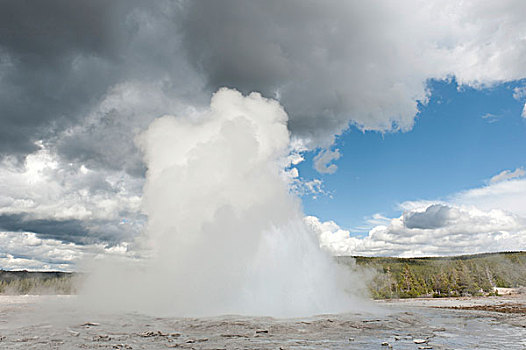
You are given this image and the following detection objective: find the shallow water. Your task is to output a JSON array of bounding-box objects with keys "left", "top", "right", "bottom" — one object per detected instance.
[{"left": 0, "top": 295, "right": 524, "bottom": 349}]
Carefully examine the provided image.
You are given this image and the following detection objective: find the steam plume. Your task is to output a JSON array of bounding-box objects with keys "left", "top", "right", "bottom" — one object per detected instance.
[{"left": 83, "top": 88, "right": 355, "bottom": 317}]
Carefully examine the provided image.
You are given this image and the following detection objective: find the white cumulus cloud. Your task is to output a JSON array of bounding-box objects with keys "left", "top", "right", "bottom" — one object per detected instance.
[
  {"left": 308, "top": 204, "right": 525, "bottom": 257},
  {"left": 0, "top": 143, "right": 144, "bottom": 256},
  {"left": 309, "top": 175, "right": 526, "bottom": 257}
]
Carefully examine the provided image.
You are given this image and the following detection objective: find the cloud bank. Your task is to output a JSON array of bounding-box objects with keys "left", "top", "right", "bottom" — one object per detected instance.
[{"left": 310, "top": 175, "right": 526, "bottom": 257}]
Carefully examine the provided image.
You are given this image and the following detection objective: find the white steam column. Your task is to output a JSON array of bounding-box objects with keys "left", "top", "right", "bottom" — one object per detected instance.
[{"left": 85, "top": 88, "right": 357, "bottom": 317}]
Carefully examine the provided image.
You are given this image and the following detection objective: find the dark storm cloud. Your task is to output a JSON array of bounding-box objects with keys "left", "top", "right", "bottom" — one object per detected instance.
[
  {"left": 176, "top": 0, "right": 422, "bottom": 146},
  {"left": 176, "top": 0, "right": 346, "bottom": 145},
  {"left": 2, "top": 0, "right": 418, "bottom": 158},
  {"left": 0, "top": 0, "right": 122, "bottom": 57},
  {"left": 0, "top": 0, "right": 130, "bottom": 156},
  {"left": 0, "top": 0, "right": 199, "bottom": 171},
  {"left": 3, "top": 0, "right": 525, "bottom": 164},
  {"left": 0, "top": 213, "right": 133, "bottom": 246},
  {"left": 177, "top": 0, "right": 526, "bottom": 147},
  {"left": 0, "top": 213, "right": 90, "bottom": 244}
]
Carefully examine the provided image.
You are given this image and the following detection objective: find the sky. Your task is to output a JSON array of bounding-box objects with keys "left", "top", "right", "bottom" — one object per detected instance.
[
  {"left": 299, "top": 79, "right": 526, "bottom": 230},
  {"left": 0, "top": 0, "right": 525, "bottom": 270}
]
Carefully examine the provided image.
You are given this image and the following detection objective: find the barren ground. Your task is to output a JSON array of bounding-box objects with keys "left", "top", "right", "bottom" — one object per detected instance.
[{"left": 0, "top": 295, "right": 525, "bottom": 349}]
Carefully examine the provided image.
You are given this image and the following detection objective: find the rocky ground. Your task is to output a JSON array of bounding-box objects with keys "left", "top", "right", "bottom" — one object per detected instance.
[{"left": 0, "top": 295, "right": 524, "bottom": 349}]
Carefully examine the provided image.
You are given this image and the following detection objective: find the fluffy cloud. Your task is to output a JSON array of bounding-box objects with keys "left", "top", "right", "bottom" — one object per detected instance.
[
  {"left": 452, "top": 178, "right": 526, "bottom": 218},
  {"left": 309, "top": 175, "right": 526, "bottom": 257},
  {"left": 308, "top": 204, "right": 526, "bottom": 257},
  {"left": 0, "top": 145, "right": 144, "bottom": 247},
  {"left": 0, "top": 231, "right": 135, "bottom": 271}
]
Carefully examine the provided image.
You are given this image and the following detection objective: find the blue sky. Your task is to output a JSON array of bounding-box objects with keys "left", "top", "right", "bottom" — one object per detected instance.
[{"left": 299, "top": 79, "right": 526, "bottom": 233}]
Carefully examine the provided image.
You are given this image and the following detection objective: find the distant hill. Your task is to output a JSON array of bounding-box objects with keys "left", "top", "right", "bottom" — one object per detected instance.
[{"left": 336, "top": 251, "right": 526, "bottom": 299}]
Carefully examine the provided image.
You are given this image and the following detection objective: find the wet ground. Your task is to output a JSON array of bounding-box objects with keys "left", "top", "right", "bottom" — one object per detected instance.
[{"left": 0, "top": 295, "right": 524, "bottom": 349}]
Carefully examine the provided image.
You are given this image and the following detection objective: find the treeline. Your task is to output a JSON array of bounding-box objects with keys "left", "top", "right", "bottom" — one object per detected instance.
[
  {"left": 337, "top": 251, "right": 526, "bottom": 299},
  {"left": 3, "top": 252, "right": 525, "bottom": 298},
  {"left": 0, "top": 270, "right": 77, "bottom": 295}
]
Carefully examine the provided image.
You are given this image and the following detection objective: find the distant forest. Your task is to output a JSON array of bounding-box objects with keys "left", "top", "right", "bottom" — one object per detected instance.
[
  {"left": 1, "top": 252, "right": 525, "bottom": 298},
  {"left": 337, "top": 251, "right": 526, "bottom": 299}
]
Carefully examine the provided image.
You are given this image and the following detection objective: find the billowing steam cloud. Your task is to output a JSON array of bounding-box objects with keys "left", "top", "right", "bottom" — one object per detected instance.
[{"left": 83, "top": 89, "right": 355, "bottom": 317}]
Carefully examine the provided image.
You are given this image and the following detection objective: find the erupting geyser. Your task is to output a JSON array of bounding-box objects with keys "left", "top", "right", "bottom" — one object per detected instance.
[{"left": 84, "top": 88, "right": 357, "bottom": 317}]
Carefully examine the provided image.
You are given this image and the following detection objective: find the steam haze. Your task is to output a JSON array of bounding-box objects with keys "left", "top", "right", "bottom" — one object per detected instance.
[{"left": 82, "top": 89, "right": 356, "bottom": 316}]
